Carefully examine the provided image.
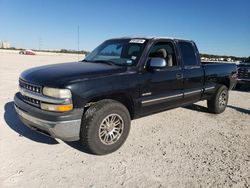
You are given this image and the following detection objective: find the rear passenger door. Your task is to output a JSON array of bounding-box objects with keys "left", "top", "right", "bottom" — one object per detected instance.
[{"left": 178, "top": 41, "right": 204, "bottom": 104}]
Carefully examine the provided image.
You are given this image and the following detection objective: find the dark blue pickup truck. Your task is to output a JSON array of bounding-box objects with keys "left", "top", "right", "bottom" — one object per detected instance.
[{"left": 14, "top": 37, "right": 237, "bottom": 154}]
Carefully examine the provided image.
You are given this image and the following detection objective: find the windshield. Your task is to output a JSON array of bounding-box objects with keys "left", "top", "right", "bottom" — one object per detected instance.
[{"left": 84, "top": 39, "right": 148, "bottom": 66}]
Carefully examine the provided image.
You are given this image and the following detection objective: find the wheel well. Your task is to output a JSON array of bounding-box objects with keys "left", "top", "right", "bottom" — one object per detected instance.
[
  {"left": 84, "top": 93, "right": 135, "bottom": 119},
  {"left": 218, "top": 79, "right": 230, "bottom": 89}
]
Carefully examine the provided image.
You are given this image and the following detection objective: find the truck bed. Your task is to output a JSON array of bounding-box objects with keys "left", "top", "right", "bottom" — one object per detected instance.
[{"left": 202, "top": 63, "right": 237, "bottom": 90}]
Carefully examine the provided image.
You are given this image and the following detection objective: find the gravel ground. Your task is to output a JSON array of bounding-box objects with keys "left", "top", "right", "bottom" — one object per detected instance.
[{"left": 0, "top": 53, "right": 249, "bottom": 188}]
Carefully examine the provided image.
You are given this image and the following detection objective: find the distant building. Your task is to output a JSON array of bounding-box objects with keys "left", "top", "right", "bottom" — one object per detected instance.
[
  {"left": 201, "top": 57, "right": 209, "bottom": 61},
  {"left": 0, "top": 41, "right": 10, "bottom": 48}
]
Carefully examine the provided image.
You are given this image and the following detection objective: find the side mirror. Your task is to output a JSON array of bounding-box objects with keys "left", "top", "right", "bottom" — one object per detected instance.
[{"left": 149, "top": 58, "right": 167, "bottom": 68}]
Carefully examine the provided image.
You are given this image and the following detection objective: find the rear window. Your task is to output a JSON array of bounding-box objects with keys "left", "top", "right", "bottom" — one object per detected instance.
[{"left": 179, "top": 42, "right": 198, "bottom": 66}]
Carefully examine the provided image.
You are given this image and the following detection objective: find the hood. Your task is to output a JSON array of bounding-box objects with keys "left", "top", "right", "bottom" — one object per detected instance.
[{"left": 20, "top": 62, "right": 127, "bottom": 87}]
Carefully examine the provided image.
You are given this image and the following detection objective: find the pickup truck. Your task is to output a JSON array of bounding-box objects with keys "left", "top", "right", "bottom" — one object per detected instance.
[
  {"left": 14, "top": 37, "right": 237, "bottom": 155},
  {"left": 236, "top": 62, "right": 250, "bottom": 87}
]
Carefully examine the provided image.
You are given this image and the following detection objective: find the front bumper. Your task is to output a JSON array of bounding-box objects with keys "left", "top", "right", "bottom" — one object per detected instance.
[
  {"left": 237, "top": 78, "right": 250, "bottom": 85},
  {"left": 14, "top": 93, "right": 83, "bottom": 141}
]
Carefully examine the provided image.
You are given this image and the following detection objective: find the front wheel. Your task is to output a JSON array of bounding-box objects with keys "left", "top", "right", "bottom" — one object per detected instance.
[
  {"left": 207, "top": 85, "right": 228, "bottom": 114},
  {"left": 80, "top": 99, "right": 131, "bottom": 155}
]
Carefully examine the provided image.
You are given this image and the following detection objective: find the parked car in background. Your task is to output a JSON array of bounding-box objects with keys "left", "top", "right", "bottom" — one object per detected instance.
[
  {"left": 236, "top": 62, "right": 250, "bottom": 87},
  {"left": 19, "top": 49, "right": 36, "bottom": 55}
]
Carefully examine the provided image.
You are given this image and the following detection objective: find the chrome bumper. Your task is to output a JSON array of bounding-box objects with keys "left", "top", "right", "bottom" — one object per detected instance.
[
  {"left": 237, "top": 78, "right": 250, "bottom": 82},
  {"left": 15, "top": 105, "right": 81, "bottom": 141}
]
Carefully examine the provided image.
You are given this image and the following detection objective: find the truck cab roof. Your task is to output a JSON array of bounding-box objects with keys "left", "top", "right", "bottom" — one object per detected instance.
[{"left": 109, "top": 36, "right": 193, "bottom": 43}]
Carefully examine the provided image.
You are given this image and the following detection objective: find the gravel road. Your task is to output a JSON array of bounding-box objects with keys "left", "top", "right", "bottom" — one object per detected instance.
[{"left": 0, "top": 53, "right": 249, "bottom": 188}]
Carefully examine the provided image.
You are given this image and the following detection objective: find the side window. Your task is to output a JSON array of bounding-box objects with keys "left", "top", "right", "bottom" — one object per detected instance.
[
  {"left": 148, "top": 42, "right": 177, "bottom": 67},
  {"left": 179, "top": 42, "right": 198, "bottom": 66},
  {"left": 128, "top": 44, "right": 142, "bottom": 57}
]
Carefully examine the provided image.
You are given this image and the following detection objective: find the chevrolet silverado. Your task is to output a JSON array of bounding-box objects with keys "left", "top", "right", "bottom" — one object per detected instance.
[{"left": 14, "top": 37, "right": 237, "bottom": 155}]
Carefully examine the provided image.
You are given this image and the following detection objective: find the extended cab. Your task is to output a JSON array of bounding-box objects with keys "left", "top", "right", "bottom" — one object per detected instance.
[{"left": 14, "top": 37, "right": 237, "bottom": 155}]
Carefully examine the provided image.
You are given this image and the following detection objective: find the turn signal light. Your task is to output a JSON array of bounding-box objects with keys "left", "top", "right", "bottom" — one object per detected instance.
[{"left": 41, "top": 103, "right": 73, "bottom": 112}]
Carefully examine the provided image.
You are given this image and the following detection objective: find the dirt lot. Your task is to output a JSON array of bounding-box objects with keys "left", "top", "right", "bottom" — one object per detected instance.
[{"left": 0, "top": 52, "right": 249, "bottom": 188}]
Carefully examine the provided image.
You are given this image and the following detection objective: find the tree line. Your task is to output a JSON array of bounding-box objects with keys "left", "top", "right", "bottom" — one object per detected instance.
[{"left": 200, "top": 53, "right": 250, "bottom": 63}]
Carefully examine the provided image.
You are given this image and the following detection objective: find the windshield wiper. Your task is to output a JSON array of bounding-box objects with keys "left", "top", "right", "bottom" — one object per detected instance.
[{"left": 82, "top": 59, "right": 123, "bottom": 66}]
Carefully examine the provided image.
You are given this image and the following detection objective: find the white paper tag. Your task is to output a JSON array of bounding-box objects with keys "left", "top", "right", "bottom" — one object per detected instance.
[
  {"left": 126, "top": 60, "right": 133, "bottom": 64},
  {"left": 131, "top": 56, "right": 137, "bottom": 60},
  {"left": 129, "top": 39, "right": 145, "bottom": 44}
]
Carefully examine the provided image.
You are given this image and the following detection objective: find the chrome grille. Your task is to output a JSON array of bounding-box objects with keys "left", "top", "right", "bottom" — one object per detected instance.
[
  {"left": 19, "top": 80, "right": 42, "bottom": 107},
  {"left": 238, "top": 67, "right": 250, "bottom": 79},
  {"left": 19, "top": 80, "right": 42, "bottom": 93},
  {"left": 23, "top": 96, "right": 40, "bottom": 107}
]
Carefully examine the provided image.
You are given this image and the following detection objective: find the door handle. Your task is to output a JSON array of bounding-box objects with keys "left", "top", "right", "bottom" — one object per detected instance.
[{"left": 176, "top": 73, "right": 183, "bottom": 79}]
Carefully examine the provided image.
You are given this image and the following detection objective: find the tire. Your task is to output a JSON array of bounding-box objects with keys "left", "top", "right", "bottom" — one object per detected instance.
[
  {"left": 80, "top": 99, "right": 131, "bottom": 155},
  {"left": 207, "top": 85, "right": 228, "bottom": 114}
]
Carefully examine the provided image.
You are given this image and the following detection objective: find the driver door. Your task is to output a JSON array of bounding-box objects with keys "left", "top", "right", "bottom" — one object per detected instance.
[{"left": 139, "top": 40, "right": 184, "bottom": 115}]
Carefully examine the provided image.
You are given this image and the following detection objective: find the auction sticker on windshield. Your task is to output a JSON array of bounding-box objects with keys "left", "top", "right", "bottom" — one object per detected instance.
[{"left": 129, "top": 39, "right": 145, "bottom": 44}]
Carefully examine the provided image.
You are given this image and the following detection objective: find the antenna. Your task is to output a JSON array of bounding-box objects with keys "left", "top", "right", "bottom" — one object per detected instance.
[{"left": 77, "top": 25, "right": 80, "bottom": 61}]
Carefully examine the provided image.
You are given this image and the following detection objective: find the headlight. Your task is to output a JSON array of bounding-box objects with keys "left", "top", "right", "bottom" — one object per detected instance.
[
  {"left": 41, "top": 103, "right": 73, "bottom": 112},
  {"left": 43, "top": 87, "right": 72, "bottom": 98}
]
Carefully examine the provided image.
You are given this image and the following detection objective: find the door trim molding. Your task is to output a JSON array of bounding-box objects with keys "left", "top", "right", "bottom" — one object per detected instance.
[
  {"left": 184, "top": 89, "right": 202, "bottom": 96},
  {"left": 204, "top": 86, "right": 215, "bottom": 91},
  {"left": 141, "top": 86, "right": 216, "bottom": 107},
  {"left": 141, "top": 93, "right": 183, "bottom": 106}
]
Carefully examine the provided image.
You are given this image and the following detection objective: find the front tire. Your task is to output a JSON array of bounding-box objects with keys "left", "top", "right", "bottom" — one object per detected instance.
[
  {"left": 80, "top": 99, "right": 131, "bottom": 155},
  {"left": 207, "top": 85, "right": 228, "bottom": 114}
]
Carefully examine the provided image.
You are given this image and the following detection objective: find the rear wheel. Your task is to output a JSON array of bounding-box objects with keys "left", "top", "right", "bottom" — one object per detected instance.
[
  {"left": 80, "top": 99, "right": 131, "bottom": 155},
  {"left": 207, "top": 85, "right": 228, "bottom": 114}
]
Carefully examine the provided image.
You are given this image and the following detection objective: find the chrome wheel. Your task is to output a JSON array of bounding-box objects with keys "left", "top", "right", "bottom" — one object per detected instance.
[
  {"left": 219, "top": 91, "right": 227, "bottom": 108},
  {"left": 99, "top": 114, "right": 124, "bottom": 145}
]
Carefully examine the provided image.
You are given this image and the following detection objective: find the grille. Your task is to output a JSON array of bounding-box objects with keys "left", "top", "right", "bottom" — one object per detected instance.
[
  {"left": 23, "top": 96, "right": 40, "bottom": 107},
  {"left": 238, "top": 67, "right": 250, "bottom": 79},
  {"left": 19, "top": 80, "right": 42, "bottom": 93},
  {"left": 19, "top": 80, "right": 42, "bottom": 107}
]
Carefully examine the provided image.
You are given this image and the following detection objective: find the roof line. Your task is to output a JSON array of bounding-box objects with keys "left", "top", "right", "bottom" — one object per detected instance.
[{"left": 107, "top": 36, "right": 192, "bottom": 41}]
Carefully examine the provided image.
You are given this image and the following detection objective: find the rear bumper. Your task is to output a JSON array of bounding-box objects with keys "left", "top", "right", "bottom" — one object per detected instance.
[{"left": 14, "top": 93, "right": 83, "bottom": 141}]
